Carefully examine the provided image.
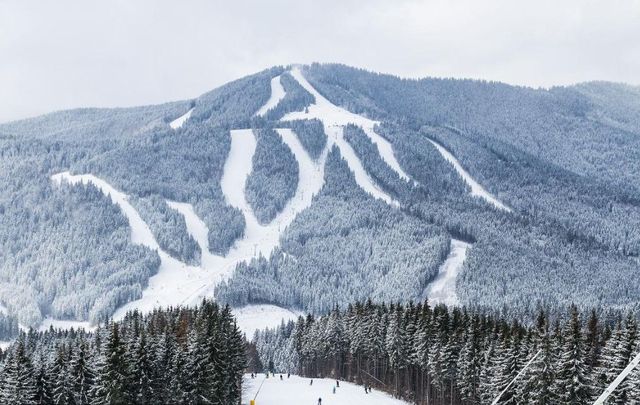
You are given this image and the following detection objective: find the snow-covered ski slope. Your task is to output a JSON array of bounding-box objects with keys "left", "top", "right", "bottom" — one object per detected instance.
[
  {"left": 255, "top": 75, "right": 286, "bottom": 117},
  {"left": 233, "top": 304, "right": 302, "bottom": 338},
  {"left": 242, "top": 374, "right": 409, "bottom": 405},
  {"left": 49, "top": 120, "right": 325, "bottom": 333},
  {"left": 427, "top": 139, "right": 512, "bottom": 212},
  {"left": 282, "top": 67, "right": 410, "bottom": 205},
  {"left": 423, "top": 239, "right": 470, "bottom": 306},
  {"left": 169, "top": 107, "right": 193, "bottom": 129}
]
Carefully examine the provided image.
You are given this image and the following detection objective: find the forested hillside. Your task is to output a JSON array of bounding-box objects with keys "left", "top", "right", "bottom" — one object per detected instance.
[{"left": 0, "top": 63, "right": 639, "bottom": 333}]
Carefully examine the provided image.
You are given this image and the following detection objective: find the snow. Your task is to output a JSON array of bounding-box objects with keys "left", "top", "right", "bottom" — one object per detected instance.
[
  {"left": 427, "top": 139, "right": 512, "bottom": 212},
  {"left": 424, "top": 239, "right": 471, "bottom": 306},
  {"left": 232, "top": 304, "right": 302, "bottom": 338},
  {"left": 281, "top": 67, "right": 408, "bottom": 205},
  {"left": 169, "top": 107, "right": 193, "bottom": 129},
  {"left": 38, "top": 317, "right": 95, "bottom": 332},
  {"left": 242, "top": 374, "right": 409, "bottom": 405},
  {"left": 255, "top": 75, "right": 286, "bottom": 117}
]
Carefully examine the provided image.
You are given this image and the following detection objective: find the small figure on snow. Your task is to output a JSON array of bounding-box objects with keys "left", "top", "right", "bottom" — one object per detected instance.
[
  {"left": 336, "top": 380, "right": 339, "bottom": 387},
  {"left": 287, "top": 372, "right": 290, "bottom": 378},
  {"left": 318, "top": 398, "right": 322, "bottom": 405},
  {"left": 280, "top": 374, "right": 283, "bottom": 380},
  {"left": 310, "top": 379, "right": 313, "bottom": 386},
  {"left": 333, "top": 386, "right": 336, "bottom": 394}
]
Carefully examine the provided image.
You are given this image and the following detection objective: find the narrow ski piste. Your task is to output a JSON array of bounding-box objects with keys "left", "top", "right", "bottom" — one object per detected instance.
[
  {"left": 423, "top": 239, "right": 471, "bottom": 306},
  {"left": 255, "top": 75, "right": 286, "bottom": 117},
  {"left": 281, "top": 67, "right": 409, "bottom": 205},
  {"left": 169, "top": 107, "right": 194, "bottom": 129},
  {"left": 428, "top": 138, "right": 512, "bottom": 212}
]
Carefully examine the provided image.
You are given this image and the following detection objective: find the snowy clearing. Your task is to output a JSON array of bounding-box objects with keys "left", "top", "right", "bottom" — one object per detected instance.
[
  {"left": 242, "top": 374, "right": 409, "bottom": 405},
  {"left": 232, "top": 304, "right": 302, "bottom": 338},
  {"left": 281, "top": 67, "right": 408, "bottom": 205},
  {"left": 38, "top": 317, "right": 95, "bottom": 332},
  {"left": 424, "top": 239, "right": 471, "bottom": 306},
  {"left": 427, "top": 139, "right": 512, "bottom": 212},
  {"left": 169, "top": 107, "right": 193, "bottom": 129},
  {"left": 255, "top": 75, "right": 286, "bottom": 117}
]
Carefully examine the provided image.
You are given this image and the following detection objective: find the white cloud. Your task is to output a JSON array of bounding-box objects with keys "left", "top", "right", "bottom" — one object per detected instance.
[{"left": 1, "top": 0, "right": 639, "bottom": 122}]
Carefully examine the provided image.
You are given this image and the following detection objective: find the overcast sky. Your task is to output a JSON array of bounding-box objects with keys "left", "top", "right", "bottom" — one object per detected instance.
[{"left": 1, "top": 0, "right": 639, "bottom": 122}]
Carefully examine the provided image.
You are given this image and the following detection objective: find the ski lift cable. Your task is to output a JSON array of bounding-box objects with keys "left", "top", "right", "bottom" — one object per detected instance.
[{"left": 491, "top": 349, "right": 541, "bottom": 405}]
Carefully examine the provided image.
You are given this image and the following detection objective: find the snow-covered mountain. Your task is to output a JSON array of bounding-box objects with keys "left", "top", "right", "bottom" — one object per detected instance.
[{"left": 1, "top": 63, "right": 639, "bottom": 335}]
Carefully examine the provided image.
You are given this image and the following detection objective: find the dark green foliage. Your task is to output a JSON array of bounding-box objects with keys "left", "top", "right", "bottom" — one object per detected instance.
[
  {"left": 0, "top": 301, "right": 245, "bottom": 404},
  {"left": 285, "top": 119, "right": 327, "bottom": 160},
  {"left": 245, "top": 128, "right": 299, "bottom": 224},
  {"left": 255, "top": 302, "right": 639, "bottom": 404}
]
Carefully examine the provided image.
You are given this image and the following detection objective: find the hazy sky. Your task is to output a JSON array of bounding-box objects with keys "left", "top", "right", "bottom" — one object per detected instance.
[{"left": 1, "top": 0, "right": 639, "bottom": 122}]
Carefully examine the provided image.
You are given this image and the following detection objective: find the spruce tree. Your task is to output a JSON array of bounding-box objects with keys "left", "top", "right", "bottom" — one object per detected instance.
[{"left": 553, "top": 305, "right": 591, "bottom": 404}]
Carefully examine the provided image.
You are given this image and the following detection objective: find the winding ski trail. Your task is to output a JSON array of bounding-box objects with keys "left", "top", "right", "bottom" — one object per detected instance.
[
  {"left": 282, "top": 67, "right": 408, "bottom": 205},
  {"left": 427, "top": 139, "right": 512, "bottom": 212},
  {"left": 255, "top": 75, "right": 286, "bottom": 117}
]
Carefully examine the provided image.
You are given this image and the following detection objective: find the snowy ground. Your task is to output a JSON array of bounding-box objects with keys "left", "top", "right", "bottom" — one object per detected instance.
[
  {"left": 242, "top": 374, "right": 409, "bottom": 405},
  {"left": 427, "top": 139, "right": 512, "bottom": 212},
  {"left": 424, "top": 239, "right": 471, "bottom": 306},
  {"left": 255, "top": 75, "right": 286, "bottom": 117},
  {"left": 233, "top": 304, "right": 302, "bottom": 338},
  {"left": 282, "top": 66, "right": 409, "bottom": 205},
  {"left": 169, "top": 107, "right": 193, "bottom": 129}
]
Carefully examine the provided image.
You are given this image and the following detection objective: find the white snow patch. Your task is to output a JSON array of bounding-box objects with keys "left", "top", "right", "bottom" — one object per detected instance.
[
  {"left": 281, "top": 67, "right": 409, "bottom": 204},
  {"left": 169, "top": 108, "right": 193, "bottom": 129},
  {"left": 424, "top": 239, "right": 471, "bottom": 306},
  {"left": 232, "top": 304, "right": 302, "bottom": 338},
  {"left": 242, "top": 374, "right": 409, "bottom": 405},
  {"left": 427, "top": 139, "right": 512, "bottom": 212},
  {"left": 255, "top": 75, "right": 286, "bottom": 117},
  {"left": 38, "top": 317, "right": 95, "bottom": 332}
]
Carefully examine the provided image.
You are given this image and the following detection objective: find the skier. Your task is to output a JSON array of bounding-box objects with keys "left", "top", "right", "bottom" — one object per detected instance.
[
  {"left": 318, "top": 398, "right": 322, "bottom": 405},
  {"left": 333, "top": 386, "right": 336, "bottom": 394},
  {"left": 287, "top": 372, "right": 290, "bottom": 378},
  {"left": 336, "top": 380, "right": 339, "bottom": 388},
  {"left": 310, "top": 379, "right": 313, "bottom": 386},
  {"left": 280, "top": 374, "right": 283, "bottom": 380}
]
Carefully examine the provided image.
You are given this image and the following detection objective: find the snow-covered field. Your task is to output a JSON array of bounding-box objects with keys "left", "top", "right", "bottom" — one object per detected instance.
[
  {"left": 424, "top": 239, "right": 471, "bottom": 306},
  {"left": 427, "top": 139, "right": 512, "bottom": 212},
  {"left": 255, "top": 75, "right": 285, "bottom": 117},
  {"left": 242, "top": 374, "right": 409, "bottom": 405},
  {"left": 169, "top": 107, "right": 193, "bottom": 129},
  {"left": 233, "top": 304, "right": 302, "bottom": 338}
]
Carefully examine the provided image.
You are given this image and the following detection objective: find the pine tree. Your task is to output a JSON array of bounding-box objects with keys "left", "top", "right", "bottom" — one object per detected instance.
[
  {"left": 1, "top": 339, "right": 38, "bottom": 404},
  {"left": 52, "top": 345, "right": 74, "bottom": 405},
  {"left": 70, "top": 339, "right": 94, "bottom": 405},
  {"left": 553, "top": 305, "right": 591, "bottom": 404},
  {"left": 131, "top": 330, "right": 153, "bottom": 404},
  {"left": 91, "top": 322, "right": 131, "bottom": 404},
  {"left": 34, "top": 351, "right": 53, "bottom": 405}
]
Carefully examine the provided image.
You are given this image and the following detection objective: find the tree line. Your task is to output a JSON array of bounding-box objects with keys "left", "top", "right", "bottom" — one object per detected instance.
[
  {"left": 253, "top": 300, "right": 640, "bottom": 404},
  {"left": 0, "top": 300, "right": 245, "bottom": 404}
]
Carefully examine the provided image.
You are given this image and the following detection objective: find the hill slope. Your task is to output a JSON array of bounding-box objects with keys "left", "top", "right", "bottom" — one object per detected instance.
[{"left": 0, "top": 64, "right": 639, "bottom": 332}]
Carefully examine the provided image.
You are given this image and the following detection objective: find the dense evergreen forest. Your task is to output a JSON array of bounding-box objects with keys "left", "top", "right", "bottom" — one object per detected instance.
[
  {"left": 0, "top": 301, "right": 245, "bottom": 404},
  {"left": 253, "top": 301, "right": 640, "bottom": 404}
]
